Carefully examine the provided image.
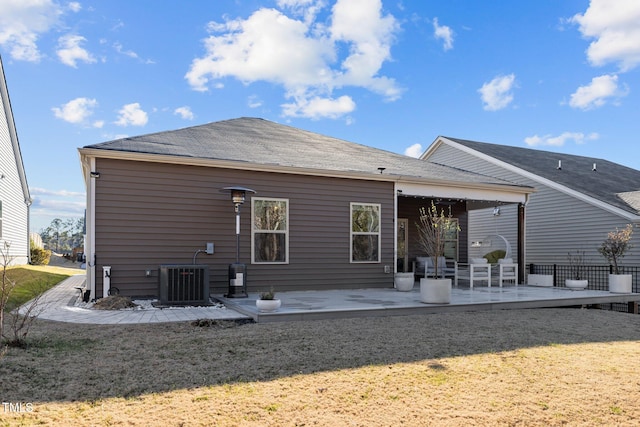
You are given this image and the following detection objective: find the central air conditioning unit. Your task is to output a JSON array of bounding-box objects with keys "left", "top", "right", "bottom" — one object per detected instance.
[{"left": 159, "top": 264, "right": 210, "bottom": 305}]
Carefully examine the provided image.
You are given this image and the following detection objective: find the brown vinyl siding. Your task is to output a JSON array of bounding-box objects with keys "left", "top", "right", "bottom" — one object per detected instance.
[{"left": 93, "top": 158, "right": 395, "bottom": 297}]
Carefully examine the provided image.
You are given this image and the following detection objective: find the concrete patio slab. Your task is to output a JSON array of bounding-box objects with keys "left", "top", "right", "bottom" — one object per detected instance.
[
  {"left": 22, "top": 275, "right": 640, "bottom": 324},
  {"left": 217, "top": 284, "right": 640, "bottom": 323}
]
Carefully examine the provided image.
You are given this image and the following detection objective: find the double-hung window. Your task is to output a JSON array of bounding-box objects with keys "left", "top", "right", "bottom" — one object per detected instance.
[
  {"left": 252, "top": 198, "right": 289, "bottom": 264},
  {"left": 350, "top": 203, "right": 380, "bottom": 263}
]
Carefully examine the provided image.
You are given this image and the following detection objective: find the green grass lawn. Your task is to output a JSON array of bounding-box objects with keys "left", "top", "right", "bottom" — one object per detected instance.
[{"left": 2, "top": 265, "right": 75, "bottom": 311}]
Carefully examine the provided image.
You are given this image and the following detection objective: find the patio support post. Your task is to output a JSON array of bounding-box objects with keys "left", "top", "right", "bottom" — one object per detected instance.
[{"left": 518, "top": 203, "right": 525, "bottom": 284}]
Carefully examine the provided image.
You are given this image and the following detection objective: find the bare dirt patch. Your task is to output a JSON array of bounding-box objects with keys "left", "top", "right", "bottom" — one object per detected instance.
[{"left": 1, "top": 308, "right": 640, "bottom": 426}]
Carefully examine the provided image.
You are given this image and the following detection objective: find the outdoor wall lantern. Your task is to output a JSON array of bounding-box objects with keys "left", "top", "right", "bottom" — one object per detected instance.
[{"left": 220, "top": 186, "right": 256, "bottom": 298}]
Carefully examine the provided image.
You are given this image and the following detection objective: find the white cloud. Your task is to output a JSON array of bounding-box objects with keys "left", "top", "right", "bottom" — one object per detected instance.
[
  {"left": 56, "top": 34, "right": 96, "bottom": 67},
  {"left": 68, "top": 2, "right": 81, "bottom": 13},
  {"left": 433, "top": 18, "right": 453, "bottom": 51},
  {"left": 569, "top": 74, "right": 627, "bottom": 110},
  {"left": 524, "top": 132, "right": 599, "bottom": 147},
  {"left": 404, "top": 143, "right": 423, "bottom": 158},
  {"left": 30, "top": 187, "right": 85, "bottom": 197},
  {"left": 248, "top": 95, "right": 263, "bottom": 108},
  {"left": 112, "top": 42, "right": 153, "bottom": 63},
  {"left": 0, "top": 0, "right": 63, "bottom": 62},
  {"left": 29, "top": 186, "right": 86, "bottom": 231},
  {"left": 570, "top": 0, "right": 640, "bottom": 71},
  {"left": 282, "top": 95, "right": 355, "bottom": 119},
  {"left": 52, "top": 97, "right": 98, "bottom": 124},
  {"left": 113, "top": 42, "right": 139, "bottom": 59},
  {"left": 277, "top": 0, "right": 326, "bottom": 24},
  {"left": 478, "top": 74, "right": 516, "bottom": 111},
  {"left": 115, "top": 103, "right": 148, "bottom": 126},
  {"left": 185, "top": 0, "right": 401, "bottom": 119},
  {"left": 174, "top": 106, "right": 194, "bottom": 120}
]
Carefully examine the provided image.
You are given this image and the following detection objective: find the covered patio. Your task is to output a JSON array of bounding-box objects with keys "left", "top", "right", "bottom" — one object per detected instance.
[
  {"left": 217, "top": 284, "right": 640, "bottom": 323},
  {"left": 394, "top": 183, "right": 527, "bottom": 283}
]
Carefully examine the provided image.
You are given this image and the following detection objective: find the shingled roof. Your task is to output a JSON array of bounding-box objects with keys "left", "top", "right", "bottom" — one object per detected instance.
[
  {"left": 443, "top": 137, "right": 640, "bottom": 215},
  {"left": 83, "top": 117, "right": 527, "bottom": 190}
]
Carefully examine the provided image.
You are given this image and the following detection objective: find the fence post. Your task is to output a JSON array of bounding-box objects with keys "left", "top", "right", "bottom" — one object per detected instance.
[
  {"left": 553, "top": 264, "right": 557, "bottom": 287},
  {"left": 629, "top": 302, "right": 639, "bottom": 315}
]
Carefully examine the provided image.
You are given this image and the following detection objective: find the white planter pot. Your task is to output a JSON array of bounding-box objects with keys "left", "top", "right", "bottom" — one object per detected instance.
[
  {"left": 394, "top": 272, "right": 415, "bottom": 291},
  {"left": 609, "top": 274, "right": 632, "bottom": 293},
  {"left": 528, "top": 274, "right": 553, "bottom": 287},
  {"left": 420, "top": 278, "right": 451, "bottom": 304},
  {"left": 565, "top": 279, "right": 588, "bottom": 290},
  {"left": 256, "top": 299, "right": 281, "bottom": 312}
]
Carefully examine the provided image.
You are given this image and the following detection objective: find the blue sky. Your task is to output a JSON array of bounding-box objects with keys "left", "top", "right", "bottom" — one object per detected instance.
[{"left": 1, "top": 0, "right": 639, "bottom": 232}]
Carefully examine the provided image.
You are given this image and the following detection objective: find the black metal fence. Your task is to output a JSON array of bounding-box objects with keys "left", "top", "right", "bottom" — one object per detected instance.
[{"left": 528, "top": 263, "right": 640, "bottom": 313}]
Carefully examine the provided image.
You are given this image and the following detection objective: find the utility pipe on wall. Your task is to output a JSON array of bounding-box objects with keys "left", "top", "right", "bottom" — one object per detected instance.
[{"left": 103, "top": 266, "right": 111, "bottom": 298}]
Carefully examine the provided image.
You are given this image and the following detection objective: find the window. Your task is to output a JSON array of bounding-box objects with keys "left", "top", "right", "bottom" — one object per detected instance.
[
  {"left": 443, "top": 218, "right": 459, "bottom": 260},
  {"left": 252, "top": 198, "right": 288, "bottom": 264},
  {"left": 350, "top": 203, "right": 380, "bottom": 263}
]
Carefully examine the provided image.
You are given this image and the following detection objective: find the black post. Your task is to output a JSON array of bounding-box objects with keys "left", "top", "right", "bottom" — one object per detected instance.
[{"left": 517, "top": 203, "right": 525, "bottom": 284}]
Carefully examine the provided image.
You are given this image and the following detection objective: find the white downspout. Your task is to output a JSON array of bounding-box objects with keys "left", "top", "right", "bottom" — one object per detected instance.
[
  {"left": 87, "top": 157, "right": 96, "bottom": 300},
  {"left": 394, "top": 183, "right": 399, "bottom": 274}
]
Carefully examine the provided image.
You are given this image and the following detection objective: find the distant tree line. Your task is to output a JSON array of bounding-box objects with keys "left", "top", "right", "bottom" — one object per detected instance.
[{"left": 39, "top": 218, "right": 85, "bottom": 253}]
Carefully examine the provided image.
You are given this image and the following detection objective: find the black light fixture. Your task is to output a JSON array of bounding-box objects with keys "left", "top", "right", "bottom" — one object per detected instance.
[
  {"left": 220, "top": 186, "right": 256, "bottom": 298},
  {"left": 90, "top": 171, "right": 100, "bottom": 178}
]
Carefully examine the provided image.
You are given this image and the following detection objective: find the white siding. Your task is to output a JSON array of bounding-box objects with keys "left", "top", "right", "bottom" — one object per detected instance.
[
  {"left": 0, "top": 72, "right": 29, "bottom": 265},
  {"left": 430, "top": 142, "right": 640, "bottom": 267}
]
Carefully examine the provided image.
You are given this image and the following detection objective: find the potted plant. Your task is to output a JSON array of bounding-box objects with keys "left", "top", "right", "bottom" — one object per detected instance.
[
  {"left": 255, "top": 287, "right": 281, "bottom": 312},
  {"left": 415, "top": 201, "right": 459, "bottom": 303},
  {"left": 598, "top": 224, "right": 634, "bottom": 293},
  {"left": 394, "top": 272, "right": 415, "bottom": 291},
  {"left": 566, "top": 250, "right": 588, "bottom": 290}
]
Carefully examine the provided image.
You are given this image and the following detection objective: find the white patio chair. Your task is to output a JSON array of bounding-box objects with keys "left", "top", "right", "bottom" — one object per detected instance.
[
  {"left": 498, "top": 258, "right": 518, "bottom": 287},
  {"left": 458, "top": 258, "right": 491, "bottom": 288}
]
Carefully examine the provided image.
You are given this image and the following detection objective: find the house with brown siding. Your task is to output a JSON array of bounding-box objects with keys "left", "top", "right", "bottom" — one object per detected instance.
[{"left": 78, "top": 118, "right": 532, "bottom": 300}]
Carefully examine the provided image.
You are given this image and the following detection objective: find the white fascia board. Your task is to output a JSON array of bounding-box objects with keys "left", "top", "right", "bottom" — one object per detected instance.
[
  {"left": 419, "top": 136, "right": 444, "bottom": 160},
  {"left": 437, "top": 137, "right": 640, "bottom": 222}
]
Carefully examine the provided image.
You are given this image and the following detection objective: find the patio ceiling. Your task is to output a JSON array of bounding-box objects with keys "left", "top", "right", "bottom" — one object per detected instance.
[{"left": 396, "top": 181, "right": 529, "bottom": 205}]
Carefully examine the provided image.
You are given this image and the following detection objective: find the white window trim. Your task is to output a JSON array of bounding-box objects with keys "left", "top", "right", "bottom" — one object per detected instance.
[
  {"left": 251, "top": 197, "right": 289, "bottom": 264},
  {"left": 350, "top": 202, "right": 381, "bottom": 263}
]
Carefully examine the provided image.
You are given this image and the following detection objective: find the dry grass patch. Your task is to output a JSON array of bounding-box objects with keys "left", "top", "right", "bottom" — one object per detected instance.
[{"left": 1, "top": 308, "right": 640, "bottom": 426}]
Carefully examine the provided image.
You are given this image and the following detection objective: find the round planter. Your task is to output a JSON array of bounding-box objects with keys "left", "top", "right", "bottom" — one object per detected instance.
[
  {"left": 609, "top": 274, "right": 632, "bottom": 293},
  {"left": 394, "top": 272, "right": 415, "bottom": 292},
  {"left": 565, "top": 279, "right": 588, "bottom": 290},
  {"left": 256, "top": 299, "right": 281, "bottom": 312},
  {"left": 420, "top": 278, "right": 451, "bottom": 304}
]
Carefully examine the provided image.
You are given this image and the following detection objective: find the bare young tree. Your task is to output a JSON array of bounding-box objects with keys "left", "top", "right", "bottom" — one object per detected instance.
[
  {"left": 0, "top": 241, "right": 44, "bottom": 350},
  {"left": 415, "top": 201, "right": 459, "bottom": 278}
]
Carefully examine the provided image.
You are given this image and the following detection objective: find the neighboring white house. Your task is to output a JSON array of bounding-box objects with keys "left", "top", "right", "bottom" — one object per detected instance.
[
  {"left": 422, "top": 136, "right": 640, "bottom": 270},
  {"left": 0, "top": 55, "right": 31, "bottom": 265}
]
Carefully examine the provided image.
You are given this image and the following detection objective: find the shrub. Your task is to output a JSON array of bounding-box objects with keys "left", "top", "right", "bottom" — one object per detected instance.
[{"left": 30, "top": 247, "right": 51, "bottom": 266}]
